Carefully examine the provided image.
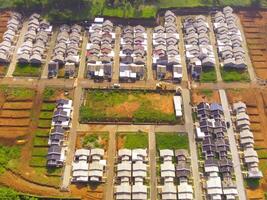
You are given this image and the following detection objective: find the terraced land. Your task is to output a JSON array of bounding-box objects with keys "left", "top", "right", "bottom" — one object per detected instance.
[
  {"left": 238, "top": 11, "right": 267, "bottom": 80},
  {"left": 227, "top": 88, "right": 267, "bottom": 199}
]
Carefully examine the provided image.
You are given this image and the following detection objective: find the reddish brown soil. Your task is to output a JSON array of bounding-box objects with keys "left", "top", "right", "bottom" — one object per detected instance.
[
  {"left": 117, "top": 135, "right": 125, "bottom": 150},
  {"left": 238, "top": 11, "right": 267, "bottom": 80},
  {"left": 0, "top": 110, "right": 30, "bottom": 118},
  {"left": 2, "top": 102, "right": 33, "bottom": 110},
  {"left": 108, "top": 102, "right": 140, "bottom": 118},
  {"left": 227, "top": 88, "right": 267, "bottom": 199},
  {"left": 70, "top": 184, "right": 104, "bottom": 200},
  {"left": 192, "top": 89, "right": 220, "bottom": 104},
  {"left": 0, "top": 118, "right": 30, "bottom": 126}
]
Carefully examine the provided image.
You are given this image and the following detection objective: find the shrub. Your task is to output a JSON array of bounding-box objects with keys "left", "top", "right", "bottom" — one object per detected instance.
[
  {"left": 43, "top": 88, "right": 56, "bottom": 101},
  {"left": 0, "top": 145, "right": 20, "bottom": 174}
]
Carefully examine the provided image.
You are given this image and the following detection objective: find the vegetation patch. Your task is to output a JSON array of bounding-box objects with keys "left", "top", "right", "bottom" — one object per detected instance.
[
  {"left": 30, "top": 156, "right": 46, "bottom": 167},
  {"left": 35, "top": 129, "right": 50, "bottom": 137},
  {"left": 80, "top": 90, "right": 176, "bottom": 123},
  {"left": 41, "top": 103, "right": 56, "bottom": 111},
  {"left": 38, "top": 119, "right": 51, "bottom": 128},
  {"left": 156, "top": 132, "right": 189, "bottom": 150},
  {"left": 221, "top": 68, "right": 250, "bottom": 82},
  {"left": 118, "top": 132, "right": 148, "bottom": 149},
  {"left": 200, "top": 68, "right": 217, "bottom": 82},
  {"left": 39, "top": 111, "right": 53, "bottom": 119},
  {"left": 43, "top": 87, "right": 57, "bottom": 101},
  {"left": 82, "top": 133, "right": 108, "bottom": 149},
  {"left": 13, "top": 63, "right": 42, "bottom": 77},
  {"left": 33, "top": 136, "right": 49, "bottom": 147},
  {"left": 245, "top": 178, "right": 260, "bottom": 188},
  {"left": 31, "top": 147, "right": 48, "bottom": 157},
  {"left": 199, "top": 89, "right": 213, "bottom": 97},
  {"left": 0, "top": 145, "right": 20, "bottom": 174}
]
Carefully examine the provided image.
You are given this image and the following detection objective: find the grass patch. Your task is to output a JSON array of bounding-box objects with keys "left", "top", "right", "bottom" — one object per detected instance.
[
  {"left": 0, "top": 145, "right": 20, "bottom": 174},
  {"left": 0, "top": 87, "right": 35, "bottom": 101},
  {"left": 30, "top": 156, "right": 46, "bottom": 167},
  {"left": 43, "top": 87, "right": 56, "bottom": 101},
  {"left": 38, "top": 119, "right": 51, "bottom": 128},
  {"left": 200, "top": 68, "right": 217, "bottom": 83},
  {"left": 31, "top": 147, "right": 48, "bottom": 157},
  {"left": 80, "top": 90, "right": 176, "bottom": 123},
  {"left": 39, "top": 111, "right": 53, "bottom": 119},
  {"left": 156, "top": 132, "right": 189, "bottom": 150},
  {"left": 221, "top": 68, "right": 250, "bottom": 82},
  {"left": 13, "top": 63, "right": 42, "bottom": 77},
  {"left": 35, "top": 129, "right": 50, "bottom": 137},
  {"left": 41, "top": 103, "right": 56, "bottom": 111},
  {"left": 33, "top": 137, "right": 48, "bottom": 147},
  {"left": 245, "top": 178, "right": 260, "bottom": 189},
  {"left": 258, "top": 150, "right": 267, "bottom": 159},
  {"left": 199, "top": 89, "right": 213, "bottom": 97},
  {"left": 119, "top": 132, "right": 148, "bottom": 149}
]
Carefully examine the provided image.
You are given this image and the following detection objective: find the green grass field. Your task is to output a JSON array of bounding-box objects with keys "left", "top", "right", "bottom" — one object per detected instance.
[
  {"left": 33, "top": 136, "right": 49, "bottom": 147},
  {"left": 13, "top": 63, "right": 42, "bottom": 77},
  {"left": 39, "top": 111, "right": 53, "bottom": 119},
  {"left": 200, "top": 68, "right": 217, "bottom": 82},
  {"left": 119, "top": 132, "right": 148, "bottom": 149},
  {"left": 80, "top": 90, "right": 176, "bottom": 123},
  {"left": 38, "top": 119, "right": 52, "bottom": 128},
  {"left": 156, "top": 132, "right": 189, "bottom": 150},
  {"left": 0, "top": 86, "right": 35, "bottom": 101},
  {"left": 221, "top": 68, "right": 250, "bottom": 82},
  {"left": 82, "top": 133, "right": 109, "bottom": 148},
  {"left": 41, "top": 103, "right": 56, "bottom": 111},
  {"left": 0, "top": 145, "right": 20, "bottom": 174}
]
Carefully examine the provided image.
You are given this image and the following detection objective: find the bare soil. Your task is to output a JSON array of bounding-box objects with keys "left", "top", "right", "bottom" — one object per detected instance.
[
  {"left": 70, "top": 183, "right": 104, "bottom": 200},
  {"left": 238, "top": 11, "right": 267, "bottom": 80},
  {"left": 0, "top": 118, "right": 30, "bottom": 126},
  {"left": 2, "top": 102, "right": 33, "bottom": 110},
  {"left": 192, "top": 89, "right": 220, "bottom": 104},
  {"left": 0, "top": 110, "right": 31, "bottom": 118}
]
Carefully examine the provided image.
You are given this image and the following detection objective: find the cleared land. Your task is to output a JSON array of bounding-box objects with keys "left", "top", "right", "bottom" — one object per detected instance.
[
  {"left": 238, "top": 11, "right": 267, "bottom": 80},
  {"left": 192, "top": 89, "right": 220, "bottom": 105},
  {"left": 80, "top": 90, "right": 176, "bottom": 123}
]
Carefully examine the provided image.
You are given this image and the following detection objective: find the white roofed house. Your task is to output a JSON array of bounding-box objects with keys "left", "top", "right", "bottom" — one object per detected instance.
[
  {"left": 161, "top": 183, "right": 177, "bottom": 200},
  {"left": 160, "top": 149, "right": 174, "bottom": 162},
  {"left": 173, "top": 95, "right": 183, "bottom": 117},
  {"left": 117, "top": 161, "right": 132, "bottom": 184},
  {"left": 132, "top": 162, "right": 147, "bottom": 184},
  {"left": 88, "top": 161, "right": 105, "bottom": 182},
  {"left": 177, "top": 182, "right": 193, "bottom": 200},
  {"left": 118, "top": 148, "right": 132, "bottom": 162},
  {"left": 90, "top": 148, "right": 104, "bottom": 161},
  {"left": 132, "top": 148, "right": 147, "bottom": 163},
  {"left": 161, "top": 162, "right": 176, "bottom": 183},
  {"left": 115, "top": 183, "right": 131, "bottom": 200},
  {"left": 132, "top": 183, "right": 148, "bottom": 200}
]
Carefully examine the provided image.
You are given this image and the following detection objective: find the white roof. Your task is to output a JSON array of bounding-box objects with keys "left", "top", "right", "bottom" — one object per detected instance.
[
  {"left": 160, "top": 149, "right": 174, "bottom": 157},
  {"left": 75, "top": 149, "right": 90, "bottom": 157}
]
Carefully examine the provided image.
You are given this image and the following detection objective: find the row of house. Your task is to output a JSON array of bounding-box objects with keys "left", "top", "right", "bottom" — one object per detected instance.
[
  {"left": 0, "top": 12, "right": 22, "bottom": 63},
  {"left": 47, "top": 99, "right": 72, "bottom": 167},
  {"left": 153, "top": 10, "right": 182, "bottom": 82},
  {"left": 17, "top": 13, "right": 52, "bottom": 64},
  {"left": 159, "top": 149, "right": 193, "bottom": 200},
  {"left": 212, "top": 7, "right": 247, "bottom": 69},
  {"left": 196, "top": 102, "right": 238, "bottom": 200},
  {"left": 232, "top": 101, "right": 263, "bottom": 179},
  {"left": 119, "top": 25, "right": 147, "bottom": 82},
  {"left": 71, "top": 148, "right": 106, "bottom": 183},
  {"left": 115, "top": 148, "right": 148, "bottom": 200},
  {"left": 183, "top": 15, "right": 215, "bottom": 80},
  {"left": 86, "top": 18, "right": 113, "bottom": 81},
  {"left": 49, "top": 24, "right": 82, "bottom": 78}
]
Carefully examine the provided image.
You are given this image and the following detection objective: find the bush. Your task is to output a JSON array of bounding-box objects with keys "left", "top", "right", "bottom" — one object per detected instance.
[
  {"left": 0, "top": 145, "right": 20, "bottom": 174},
  {"left": 221, "top": 68, "right": 250, "bottom": 82},
  {"left": 200, "top": 68, "right": 217, "bottom": 82},
  {"left": 245, "top": 178, "right": 260, "bottom": 189},
  {"left": 43, "top": 88, "right": 56, "bottom": 101}
]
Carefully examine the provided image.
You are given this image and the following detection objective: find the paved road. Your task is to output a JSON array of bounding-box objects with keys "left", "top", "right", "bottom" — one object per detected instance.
[
  {"left": 177, "top": 16, "right": 189, "bottom": 82},
  {"left": 219, "top": 89, "right": 247, "bottom": 200},
  {"left": 77, "top": 34, "right": 88, "bottom": 79},
  {"left": 6, "top": 21, "right": 28, "bottom": 77},
  {"left": 41, "top": 29, "right": 58, "bottom": 79},
  {"left": 104, "top": 126, "right": 117, "bottom": 200},
  {"left": 112, "top": 27, "right": 121, "bottom": 82},
  {"left": 148, "top": 126, "right": 157, "bottom": 200},
  {"left": 182, "top": 88, "right": 203, "bottom": 200},
  {"left": 146, "top": 28, "right": 153, "bottom": 81},
  {"left": 207, "top": 15, "right": 222, "bottom": 82}
]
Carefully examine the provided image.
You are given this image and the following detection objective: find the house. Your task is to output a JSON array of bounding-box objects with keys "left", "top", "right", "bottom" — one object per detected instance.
[
  {"left": 90, "top": 148, "right": 104, "bottom": 161},
  {"left": 222, "top": 179, "right": 238, "bottom": 200},
  {"left": 161, "top": 183, "right": 177, "bottom": 200},
  {"left": 132, "top": 149, "right": 147, "bottom": 162},
  {"left": 132, "top": 183, "right": 147, "bottom": 200},
  {"left": 177, "top": 182, "right": 193, "bottom": 200},
  {"left": 118, "top": 149, "right": 132, "bottom": 162},
  {"left": 72, "top": 160, "right": 89, "bottom": 182},
  {"left": 176, "top": 162, "right": 191, "bottom": 180},
  {"left": 56, "top": 99, "right": 72, "bottom": 110},
  {"left": 48, "top": 61, "right": 59, "bottom": 78},
  {"left": 132, "top": 162, "right": 147, "bottom": 182},
  {"left": 160, "top": 149, "right": 174, "bottom": 162},
  {"left": 117, "top": 162, "right": 132, "bottom": 182},
  {"left": 65, "top": 62, "right": 76, "bottom": 78},
  {"left": 88, "top": 161, "right": 104, "bottom": 182},
  {"left": 232, "top": 101, "right": 246, "bottom": 114},
  {"left": 115, "top": 183, "right": 131, "bottom": 200},
  {"left": 48, "top": 126, "right": 65, "bottom": 146},
  {"left": 173, "top": 95, "right": 182, "bottom": 117},
  {"left": 206, "top": 176, "right": 223, "bottom": 199},
  {"left": 161, "top": 162, "right": 175, "bottom": 183},
  {"left": 244, "top": 148, "right": 259, "bottom": 165},
  {"left": 47, "top": 145, "right": 64, "bottom": 167}
]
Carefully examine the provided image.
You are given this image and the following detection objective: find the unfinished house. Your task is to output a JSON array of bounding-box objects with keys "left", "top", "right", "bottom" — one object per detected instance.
[
  {"left": 119, "top": 25, "right": 147, "bottom": 82},
  {"left": 213, "top": 7, "right": 247, "bottom": 70},
  {"left": 153, "top": 10, "right": 182, "bottom": 82},
  {"left": 86, "top": 18, "right": 114, "bottom": 81},
  {"left": 52, "top": 24, "right": 82, "bottom": 78},
  {"left": 183, "top": 15, "right": 215, "bottom": 80},
  {"left": 17, "top": 13, "right": 52, "bottom": 65}
]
